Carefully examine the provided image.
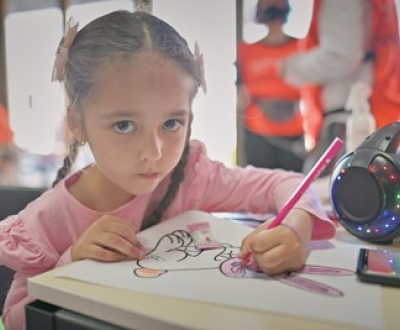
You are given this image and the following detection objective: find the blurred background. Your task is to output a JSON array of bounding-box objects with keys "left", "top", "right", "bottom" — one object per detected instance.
[{"left": 0, "top": 0, "right": 399, "bottom": 188}]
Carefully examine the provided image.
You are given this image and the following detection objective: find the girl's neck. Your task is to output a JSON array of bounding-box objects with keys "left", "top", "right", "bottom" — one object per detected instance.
[{"left": 69, "top": 165, "right": 135, "bottom": 213}]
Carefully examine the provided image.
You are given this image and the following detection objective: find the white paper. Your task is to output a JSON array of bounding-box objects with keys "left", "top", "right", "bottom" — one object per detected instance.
[{"left": 57, "top": 210, "right": 384, "bottom": 329}]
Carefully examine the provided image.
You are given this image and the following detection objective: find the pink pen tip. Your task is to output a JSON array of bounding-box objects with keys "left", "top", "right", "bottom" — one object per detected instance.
[{"left": 240, "top": 253, "right": 251, "bottom": 267}]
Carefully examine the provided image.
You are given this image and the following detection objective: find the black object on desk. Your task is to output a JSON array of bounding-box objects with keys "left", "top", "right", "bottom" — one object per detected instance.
[{"left": 356, "top": 248, "right": 400, "bottom": 287}]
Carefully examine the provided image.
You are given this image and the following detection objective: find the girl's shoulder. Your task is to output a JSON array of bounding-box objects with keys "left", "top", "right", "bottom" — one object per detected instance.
[
  {"left": 16, "top": 170, "right": 99, "bottom": 225},
  {"left": 188, "top": 139, "right": 207, "bottom": 158},
  {"left": 187, "top": 139, "right": 220, "bottom": 169},
  {"left": 185, "top": 139, "right": 229, "bottom": 181}
]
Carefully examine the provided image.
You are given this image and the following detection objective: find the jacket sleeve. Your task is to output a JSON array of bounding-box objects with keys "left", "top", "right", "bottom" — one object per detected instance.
[{"left": 282, "top": 0, "right": 366, "bottom": 86}]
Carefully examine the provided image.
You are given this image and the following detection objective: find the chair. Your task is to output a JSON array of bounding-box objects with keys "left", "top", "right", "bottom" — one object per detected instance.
[{"left": 0, "top": 186, "right": 45, "bottom": 316}]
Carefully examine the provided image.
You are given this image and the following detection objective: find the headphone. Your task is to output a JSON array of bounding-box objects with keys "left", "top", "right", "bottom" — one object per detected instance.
[{"left": 329, "top": 122, "right": 400, "bottom": 244}]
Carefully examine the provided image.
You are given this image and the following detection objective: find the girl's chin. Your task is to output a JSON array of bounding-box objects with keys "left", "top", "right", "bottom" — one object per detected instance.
[{"left": 125, "top": 181, "right": 160, "bottom": 196}]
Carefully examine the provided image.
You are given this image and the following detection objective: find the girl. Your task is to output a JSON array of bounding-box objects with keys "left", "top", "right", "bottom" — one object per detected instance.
[{"left": 0, "top": 11, "right": 335, "bottom": 330}]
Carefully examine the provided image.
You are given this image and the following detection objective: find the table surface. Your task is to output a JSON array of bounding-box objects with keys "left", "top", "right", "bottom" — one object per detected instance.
[{"left": 28, "top": 225, "right": 400, "bottom": 330}]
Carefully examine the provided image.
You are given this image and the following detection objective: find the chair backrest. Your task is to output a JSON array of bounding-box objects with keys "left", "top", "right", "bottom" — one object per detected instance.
[
  {"left": 0, "top": 186, "right": 45, "bottom": 315},
  {"left": 0, "top": 186, "right": 45, "bottom": 220}
]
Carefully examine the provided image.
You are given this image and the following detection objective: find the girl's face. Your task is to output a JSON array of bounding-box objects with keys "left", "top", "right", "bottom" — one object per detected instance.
[{"left": 78, "top": 55, "right": 193, "bottom": 197}]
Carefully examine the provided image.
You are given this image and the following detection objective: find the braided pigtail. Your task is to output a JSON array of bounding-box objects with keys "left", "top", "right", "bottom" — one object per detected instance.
[
  {"left": 141, "top": 142, "right": 191, "bottom": 230},
  {"left": 52, "top": 139, "right": 80, "bottom": 187}
]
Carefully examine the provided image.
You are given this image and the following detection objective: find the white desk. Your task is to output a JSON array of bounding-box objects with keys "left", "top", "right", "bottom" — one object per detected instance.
[{"left": 27, "top": 226, "right": 400, "bottom": 330}]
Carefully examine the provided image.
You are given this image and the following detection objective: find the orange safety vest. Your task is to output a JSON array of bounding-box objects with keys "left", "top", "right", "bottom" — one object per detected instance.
[
  {"left": 0, "top": 103, "right": 13, "bottom": 144},
  {"left": 302, "top": 0, "right": 400, "bottom": 144},
  {"left": 237, "top": 39, "right": 304, "bottom": 136}
]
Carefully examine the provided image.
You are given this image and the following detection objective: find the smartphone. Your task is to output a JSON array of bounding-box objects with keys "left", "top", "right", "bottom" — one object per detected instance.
[{"left": 357, "top": 248, "right": 400, "bottom": 287}]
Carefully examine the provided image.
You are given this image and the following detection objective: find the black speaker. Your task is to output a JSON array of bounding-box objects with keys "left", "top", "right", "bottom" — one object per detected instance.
[{"left": 330, "top": 122, "right": 400, "bottom": 244}]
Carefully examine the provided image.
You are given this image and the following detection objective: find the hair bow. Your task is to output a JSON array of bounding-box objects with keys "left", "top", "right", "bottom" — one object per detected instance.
[
  {"left": 52, "top": 17, "right": 79, "bottom": 82},
  {"left": 194, "top": 42, "right": 207, "bottom": 94}
]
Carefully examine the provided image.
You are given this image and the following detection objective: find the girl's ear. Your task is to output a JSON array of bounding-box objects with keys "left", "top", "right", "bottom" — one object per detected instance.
[{"left": 66, "top": 108, "right": 86, "bottom": 143}]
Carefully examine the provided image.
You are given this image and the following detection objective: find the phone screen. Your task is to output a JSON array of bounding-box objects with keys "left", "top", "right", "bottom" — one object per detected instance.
[
  {"left": 366, "top": 249, "right": 400, "bottom": 275},
  {"left": 357, "top": 248, "right": 400, "bottom": 286}
]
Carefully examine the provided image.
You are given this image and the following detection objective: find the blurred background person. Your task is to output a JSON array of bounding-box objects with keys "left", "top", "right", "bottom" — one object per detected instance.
[
  {"left": 0, "top": 102, "right": 13, "bottom": 145},
  {"left": 236, "top": 0, "right": 306, "bottom": 172},
  {"left": 280, "top": 0, "right": 400, "bottom": 176},
  {"left": 0, "top": 143, "right": 19, "bottom": 186},
  {"left": 0, "top": 102, "right": 19, "bottom": 186}
]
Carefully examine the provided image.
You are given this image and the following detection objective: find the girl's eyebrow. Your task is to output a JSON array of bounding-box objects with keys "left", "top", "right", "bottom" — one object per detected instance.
[
  {"left": 168, "top": 109, "right": 190, "bottom": 117},
  {"left": 101, "top": 109, "right": 189, "bottom": 120},
  {"left": 100, "top": 111, "right": 137, "bottom": 120}
]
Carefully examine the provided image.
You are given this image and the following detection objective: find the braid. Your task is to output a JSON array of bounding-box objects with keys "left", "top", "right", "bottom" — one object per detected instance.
[
  {"left": 52, "top": 139, "right": 80, "bottom": 187},
  {"left": 141, "top": 142, "right": 191, "bottom": 230}
]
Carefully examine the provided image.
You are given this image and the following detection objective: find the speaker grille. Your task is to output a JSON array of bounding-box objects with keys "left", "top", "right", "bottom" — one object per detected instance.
[{"left": 334, "top": 167, "right": 382, "bottom": 224}]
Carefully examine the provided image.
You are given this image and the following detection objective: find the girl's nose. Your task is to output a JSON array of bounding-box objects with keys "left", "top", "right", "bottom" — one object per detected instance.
[{"left": 139, "top": 131, "right": 163, "bottom": 163}]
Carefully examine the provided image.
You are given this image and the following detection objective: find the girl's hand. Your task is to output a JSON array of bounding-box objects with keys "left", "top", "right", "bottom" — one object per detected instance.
[
  {"left": 71, "top": 215, "right": 146, "bottom": 262},
  {"left": 239, "top": 209, "right": 314, "bottom": 275}
]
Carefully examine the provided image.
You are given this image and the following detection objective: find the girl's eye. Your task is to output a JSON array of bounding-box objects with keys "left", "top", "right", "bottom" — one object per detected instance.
[
  {"left": 114, "top": 121, "right": 134, "bottom": 133},
  {"left": 163, "top": 119, "right": 181, "bottom": 131}
]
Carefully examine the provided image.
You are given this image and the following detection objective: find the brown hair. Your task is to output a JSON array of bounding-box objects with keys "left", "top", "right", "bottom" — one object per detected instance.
[{"left": 53, "top": 11, "right": 202, "bottom": 228}]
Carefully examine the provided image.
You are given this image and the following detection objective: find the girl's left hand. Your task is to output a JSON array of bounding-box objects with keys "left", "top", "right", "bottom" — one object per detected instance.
[{"left": 238, "top": 209, "right": 315, "bottom": 275}]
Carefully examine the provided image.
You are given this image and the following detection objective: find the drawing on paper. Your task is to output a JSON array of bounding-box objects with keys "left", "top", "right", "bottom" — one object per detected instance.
[{"left": 133, "top": 229, "right": 354, "bottom": 297}]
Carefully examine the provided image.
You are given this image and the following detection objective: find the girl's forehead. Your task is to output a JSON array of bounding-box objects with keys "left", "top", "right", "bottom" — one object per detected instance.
[
  {"left": 94, "top": 53, "right": 194, "bottom": 92},
  {"left": 101, "top": 52, "right": 186, "bottom": 77},
  {"left": 85, "top": 54, "right": 194, "bottom": 112}
]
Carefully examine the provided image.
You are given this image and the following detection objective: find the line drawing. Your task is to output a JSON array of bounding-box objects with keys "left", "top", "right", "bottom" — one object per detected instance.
[{"left": 133, "top": 230, "right": 354, "bottom": 297}]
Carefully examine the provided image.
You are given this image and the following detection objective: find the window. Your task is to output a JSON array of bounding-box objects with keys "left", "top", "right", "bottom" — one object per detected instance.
[
  {"left": 4, "top": 0, "right": 134, "bottom": 187},
  {"left": 5, "top": 8, "right": 64, "bottom": 186}
]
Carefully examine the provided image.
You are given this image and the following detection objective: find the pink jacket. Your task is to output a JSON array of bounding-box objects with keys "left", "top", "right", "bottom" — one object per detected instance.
[{"left": 0, "top": 140, "right": 335, "bottom": 330}]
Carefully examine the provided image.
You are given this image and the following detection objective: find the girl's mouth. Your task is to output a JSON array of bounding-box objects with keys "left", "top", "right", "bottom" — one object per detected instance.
[{"left": 138, "top": 172, "right": 160, "bottom": 180}]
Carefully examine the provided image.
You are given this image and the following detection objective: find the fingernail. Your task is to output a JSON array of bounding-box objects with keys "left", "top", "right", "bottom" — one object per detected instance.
[{"left": 139, "top": 251, "right": 146, "bottom": 259}]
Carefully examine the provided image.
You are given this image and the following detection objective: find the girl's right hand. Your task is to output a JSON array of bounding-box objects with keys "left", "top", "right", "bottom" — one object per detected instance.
[{"left": 71, "top": 214, "right": 146, "bottom": 262}]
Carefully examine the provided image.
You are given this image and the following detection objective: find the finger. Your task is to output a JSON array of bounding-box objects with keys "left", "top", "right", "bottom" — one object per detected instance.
[
  {"left": 88, "top": 244, "right": 127, "bottom": 262},
  {"left": 94, "top": 232, "right": 146, "bottom": 259},
  {"left": 254, "top": 245, "right": 304, "bottom": 275},
  {"left": 97, "top": 216, "right": 138, "bottom": 234},
  {"left": 250, "top": 229, "right": 281, "bottom": 254},
  {"left": 101, "top": 219, "right": 136, "bottom": 237},
  {"left": 238, "top": 232, "right": 261, "bottom": 260},
  {"left": 239, "top": 220, "right": 271, "bottom": 257},
  {"left": 253, "top": 244, "right": 287, "bottom": 271},
  {"left": 238, "top": 234, "right": 252, "bottom": 257},
  {"left": 101, "top": 221, "right": 144, "bottom": 251}
]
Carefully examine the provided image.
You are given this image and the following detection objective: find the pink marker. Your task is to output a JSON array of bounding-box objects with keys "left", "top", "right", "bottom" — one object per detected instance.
[{"left": 241, "top": 137, "right": 344, "bottom": 267}]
